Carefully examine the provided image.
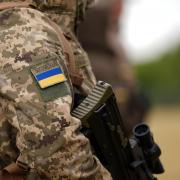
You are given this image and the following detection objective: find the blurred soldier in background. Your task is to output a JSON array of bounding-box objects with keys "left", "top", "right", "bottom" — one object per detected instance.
[
  {"left": 0, "top": 0, "right": 112, "bottom": 179},
  {"left": 78, "top": 0, "right": 150, "bottom": 136}
]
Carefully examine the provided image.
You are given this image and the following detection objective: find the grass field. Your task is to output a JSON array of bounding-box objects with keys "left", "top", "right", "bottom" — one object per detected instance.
[{"left": 146, "top": 106, "right": 180, "bottom": 180}]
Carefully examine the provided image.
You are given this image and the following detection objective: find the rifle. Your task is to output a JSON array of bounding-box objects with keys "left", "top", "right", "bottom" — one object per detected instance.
[{"left": 72, "top": 81, "right": 164, "bottom": 180}]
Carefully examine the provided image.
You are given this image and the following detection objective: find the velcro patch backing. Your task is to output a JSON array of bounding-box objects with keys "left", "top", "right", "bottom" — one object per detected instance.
[{"left": 30, "top": 55, "right": 71, "bottom": 102}]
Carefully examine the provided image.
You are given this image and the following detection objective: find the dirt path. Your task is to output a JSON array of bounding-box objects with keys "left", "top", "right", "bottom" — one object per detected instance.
[{"left": 146, "top": 106, "right": 180, "bottom": 180}]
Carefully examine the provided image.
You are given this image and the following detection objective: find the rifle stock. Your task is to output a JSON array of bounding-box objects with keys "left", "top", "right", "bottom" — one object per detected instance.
[{"left": 72, "top": 81, "right": 164, "bottom": 180}]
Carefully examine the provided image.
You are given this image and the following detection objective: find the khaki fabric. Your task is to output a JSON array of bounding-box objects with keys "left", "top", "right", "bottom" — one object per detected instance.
[
  {"left": 0, "top": 3, "right": 111, "bottom": 180},
  {"left": 40, "top": 0, "right": 97, "bottom": 95},
  {"left": 0, "top": 0, "right": 96, "bottom": 95}
]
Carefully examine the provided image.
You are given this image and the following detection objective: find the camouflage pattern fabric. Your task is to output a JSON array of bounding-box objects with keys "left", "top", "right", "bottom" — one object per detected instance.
[
  {"left": 0, "top": 0, "right": 96, "bottom": 95},
  {"left": 38, "top": 0, "right": 97, "bottom": 95},
  {"left": 0, "top": 3, "right": 111, "bottom": 180}
]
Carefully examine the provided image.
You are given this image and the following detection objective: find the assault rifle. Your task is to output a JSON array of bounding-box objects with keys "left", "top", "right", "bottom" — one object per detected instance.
[{"left": 72, "top": 81, "right": 164, "bottom": 180}]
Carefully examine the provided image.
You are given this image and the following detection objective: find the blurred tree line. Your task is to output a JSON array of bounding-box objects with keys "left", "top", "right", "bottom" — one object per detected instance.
[{"left": 135, "top": 45, "right": 180, "bottom": 105}]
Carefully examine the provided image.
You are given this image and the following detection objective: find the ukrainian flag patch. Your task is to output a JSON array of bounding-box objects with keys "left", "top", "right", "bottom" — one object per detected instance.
[{"left": 31, "top": 59, "right": 66, "bottom": 89}]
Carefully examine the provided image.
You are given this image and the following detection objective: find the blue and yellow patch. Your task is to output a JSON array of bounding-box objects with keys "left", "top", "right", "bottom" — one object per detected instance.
[
  {"left": 31, "top": 59, "right": 66, "bottom": 89},
  {"left": 35, "top": 67, "right": 66, "bottom": 88}
]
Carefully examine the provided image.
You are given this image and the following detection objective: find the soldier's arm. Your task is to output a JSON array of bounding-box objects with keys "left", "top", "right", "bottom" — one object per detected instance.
[
  {"left": 0, "top": 7, "right": 110, "bottom": 179},
  {"left": 0, "top": 59, "right": 109, "bottom": 179}
]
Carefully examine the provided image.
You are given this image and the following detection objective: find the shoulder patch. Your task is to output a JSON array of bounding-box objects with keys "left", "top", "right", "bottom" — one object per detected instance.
[
  {"left": 31, "top": 59, "right": 66, "bottom": 89},
  {"left": 29, "top": 55, "right": 72, "bottom": 102}
]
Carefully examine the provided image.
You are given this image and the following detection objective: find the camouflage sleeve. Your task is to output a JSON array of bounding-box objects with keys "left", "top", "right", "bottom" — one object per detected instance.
[{"left": 0, "top": 7, "right": 111, "bottom": 179}]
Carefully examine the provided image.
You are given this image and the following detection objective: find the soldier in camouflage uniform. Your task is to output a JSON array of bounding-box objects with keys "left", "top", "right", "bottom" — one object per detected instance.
[{"left": 0, "top": 0, "right": 112, "bottom": 179}]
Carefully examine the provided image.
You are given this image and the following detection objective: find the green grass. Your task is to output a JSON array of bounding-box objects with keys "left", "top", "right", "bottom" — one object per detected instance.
[{"left": 135, "top": 45, "right": 180, "bottom": 104}]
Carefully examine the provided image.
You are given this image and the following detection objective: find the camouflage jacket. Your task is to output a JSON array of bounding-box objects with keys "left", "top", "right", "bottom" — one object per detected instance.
[
  {"left": 0, "top": 0, "right": 96, "bottom": 94},
  {"left": 0, "top": 1, "right": 111, "bottom": 179}
]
